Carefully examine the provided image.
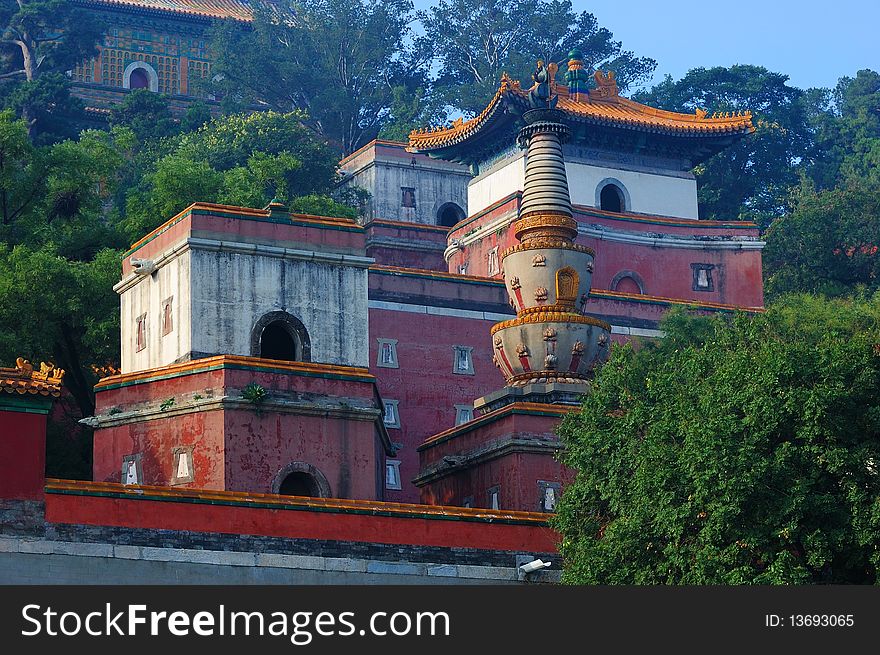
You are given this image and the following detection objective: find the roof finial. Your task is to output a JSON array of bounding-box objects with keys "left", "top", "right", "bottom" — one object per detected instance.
[{"left": 565, "top": 48, "right": 589, "bottom": 100}]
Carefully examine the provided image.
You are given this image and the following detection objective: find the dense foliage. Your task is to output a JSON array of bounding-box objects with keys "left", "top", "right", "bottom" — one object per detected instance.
[
  {"left": 553, "top": 296, "right": 880, "bottom": 584},
  {"left": 764, "top": 178, "right": 880, "bottom": 298}
]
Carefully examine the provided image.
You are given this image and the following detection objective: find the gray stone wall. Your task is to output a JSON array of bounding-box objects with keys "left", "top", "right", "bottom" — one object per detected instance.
[
  {"left": 340, "top": 151, "right": 470, "bottom": 225},
  {"left": 188, "top": 247, "right": 371, "bottom": 368}
]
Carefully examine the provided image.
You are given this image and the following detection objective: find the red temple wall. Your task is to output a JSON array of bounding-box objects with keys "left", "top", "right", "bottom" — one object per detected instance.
[{"left": 0, "top": 410, "right": 47, "bottom": 500}]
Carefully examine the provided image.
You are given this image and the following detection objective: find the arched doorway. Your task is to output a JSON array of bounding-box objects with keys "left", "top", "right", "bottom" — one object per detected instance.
[
  {"left": 437, "top": 202, "right": 465, "bottom": 227},
  {"left": 123, "top": 62, "right": 158, "bottom": 92},
  {"left": 251, "top": 311, "right": 311, "bottom": 362},
  {"left": 272, "top": 462, "right": 331, "bottom": 498},
  {"left": 279, "top": 472, "right": 321, "bottom": 496},
  {"left": 129, "top": 68, "right": 150, "bottom": 90}
]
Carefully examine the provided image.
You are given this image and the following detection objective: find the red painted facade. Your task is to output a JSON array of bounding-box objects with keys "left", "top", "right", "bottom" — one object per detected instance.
[
  {"left": 92, "top": 357, "right": 389, "bottom": 498},
  {"left": 365, "top": 264, "right": 760, "bottom": 504},
  {"left": 445, "top": 194, "right": 764, "bottom": 308},
  {"left": 364, "top": 219, "right": 448, "bottom": 271},
  {"left": 417, "top": 404, "right": 574, "bottom": 510},
  {"left": 0, "top": 409, "right": 48, "bottom": 500},
  {"left": 44, "top": 480, "right": 557, "bottom": 554}
]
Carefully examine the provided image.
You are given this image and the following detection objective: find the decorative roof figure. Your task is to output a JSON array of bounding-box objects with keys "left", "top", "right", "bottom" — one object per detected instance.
[
  {"left": 0, "top": 358, "right": 65, "bottom": 397},
  {"left": 592, "top": 70, "right": 618, "bottom": 99},
  {"left": 528, "top": 60, "right": 559, "bottom": 110}
]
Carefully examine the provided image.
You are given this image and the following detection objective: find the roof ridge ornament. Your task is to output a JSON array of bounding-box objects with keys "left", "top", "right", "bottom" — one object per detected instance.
[{"left": 591, "top": 70, "right": 618, "bottom": 99}]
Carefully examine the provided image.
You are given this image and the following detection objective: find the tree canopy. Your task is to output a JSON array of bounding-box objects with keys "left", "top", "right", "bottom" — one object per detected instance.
[
  {"left": 553, "top": 296, "right": 880, "bottom": 584},
  {"left": 763, "top": 177, "right": 880, "bottom": 299},
  {"left": 119, "top": 110, "right": 344, "bottom": 240},
  {"left": 633, "top": 65, "right": 811, "bottom": 225},
  {"left": 420, "top": 0, "right": 656, "bottom": 116},
  {"left": 209, "top": 0, "right": 424, "bottom": 154}
]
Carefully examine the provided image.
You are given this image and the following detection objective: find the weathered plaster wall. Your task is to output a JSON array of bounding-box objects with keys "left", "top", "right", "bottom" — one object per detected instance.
[
  {"left": 188, "top": 249, "right": 370, "bottom": 367},
  {"left": 92, "top": 410, "right": 226, "bottom": 488},
  {"left": 120, "top": 250, "right": 192, "bottom": 373},
  {"left": 339, "top": 142, "right": 470, "bottom": 225},
  {"left": 91, "top": 360, "right": 385, "bottom": 497},
  {"left": 223, "top": 410, "right": 380, "bottom": 499}
]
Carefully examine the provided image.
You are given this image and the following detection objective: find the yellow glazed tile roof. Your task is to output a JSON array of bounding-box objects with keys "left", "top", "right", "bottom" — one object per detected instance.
[
  {"left": 0, "top": 358, "right": 65, "bottom": 397},
  {"left": 409, "top": 73, "right": 754, "bottom": 151},
  {"left": 88, "top": 0, "right": 255, "bottom": 22}
]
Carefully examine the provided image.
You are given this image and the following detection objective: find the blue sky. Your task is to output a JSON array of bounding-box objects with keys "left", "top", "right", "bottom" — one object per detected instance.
[{"left": 413, "top": 1, "right": 878, "bottom": 91}]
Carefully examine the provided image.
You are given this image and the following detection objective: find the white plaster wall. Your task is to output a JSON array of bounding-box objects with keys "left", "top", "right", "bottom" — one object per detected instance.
[
  {"left": 566, "top": 162, "right": 698, "bottom": 219},
  {"left": 120, "top": 252, "right": 192, "bottom": 374},
  {"left": 468, "top": 155, "right": 699, "bottom": 219},
  {"left": 467, "top": 154, "right": 527, "bottom": 217},
  {"left": 188, "top": 249, "right": 370, "bottom": 368}
]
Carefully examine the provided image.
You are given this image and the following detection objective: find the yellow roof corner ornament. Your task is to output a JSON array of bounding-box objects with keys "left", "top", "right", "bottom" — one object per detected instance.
[
  {"left": 695, "top": 107, "right": 708, "bottom": 119},
  {"left": 591, "top": 70, "right": 618, "bottom": 99}
]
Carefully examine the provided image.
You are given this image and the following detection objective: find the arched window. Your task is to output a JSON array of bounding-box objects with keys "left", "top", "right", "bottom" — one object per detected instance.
[
  {"left": 250, "top": 311, "right": 311, "bottom": 362},
  {"left": 599, "top": 184, "right": 624, "bottom": 212},
  {"left": 272, "top": 462, "right": 331, "bottom": 498},
  {"left": 611, "top": 270, "right": 646, "bottom": 295},
  {"left": 437, "top": 202, "right": 466, "bottom": 228},
  {"left": 595, "top": 178, "right": 630, "bottom": 213}
]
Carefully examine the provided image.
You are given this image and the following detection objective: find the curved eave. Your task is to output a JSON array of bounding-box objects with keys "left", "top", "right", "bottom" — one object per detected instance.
[
  {"left": 410, "top": 86, "right": 755, "bottom": 165},
  {"left": 409, "top": 90, "right": 529, "bottom": 164}
]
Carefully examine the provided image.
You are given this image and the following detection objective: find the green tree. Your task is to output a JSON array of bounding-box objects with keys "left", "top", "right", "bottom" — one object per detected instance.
[
  {"left": 763, "top": 177, "right": 880, "bottom": 299},
  {"left": 420, "top": 0, "right": 656, "bottom": 117},
  {"left": 808, "top": 69, "right": 880, "bottom": 190},
  {"left": 120, "top": 111, "right": 346, "bottom": 239},
  {"left": 0, "top": 244, "right": 121, "bottom": 420},
  {"left": 0, "top": 0, "right": 103, "bottom": 138},
  {"left": 108, "top": 89, "right": 178, "bottom": 144},
  {"left": 553, "top": 297, "right": 880, "bottom": 584},
  {"left": 210, "top": 0, "right": 425, "bottom": 154},
  {"left": 0, "top": 110, "right": 128, "bottom": 421},
  {"left": 0, "top": 110, "right": 128, "bottom": 255},
  {"left": 633, "top": 66, "right": 812, "bottom": 225}
]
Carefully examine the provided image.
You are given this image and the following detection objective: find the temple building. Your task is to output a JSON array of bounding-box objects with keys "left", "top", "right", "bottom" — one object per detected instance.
[
  {"left": 78, "top": 52, "right": 764, "bottom": 515},
  {"left": 68, "top": 0, "right": 255, "bottom": 114}
]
